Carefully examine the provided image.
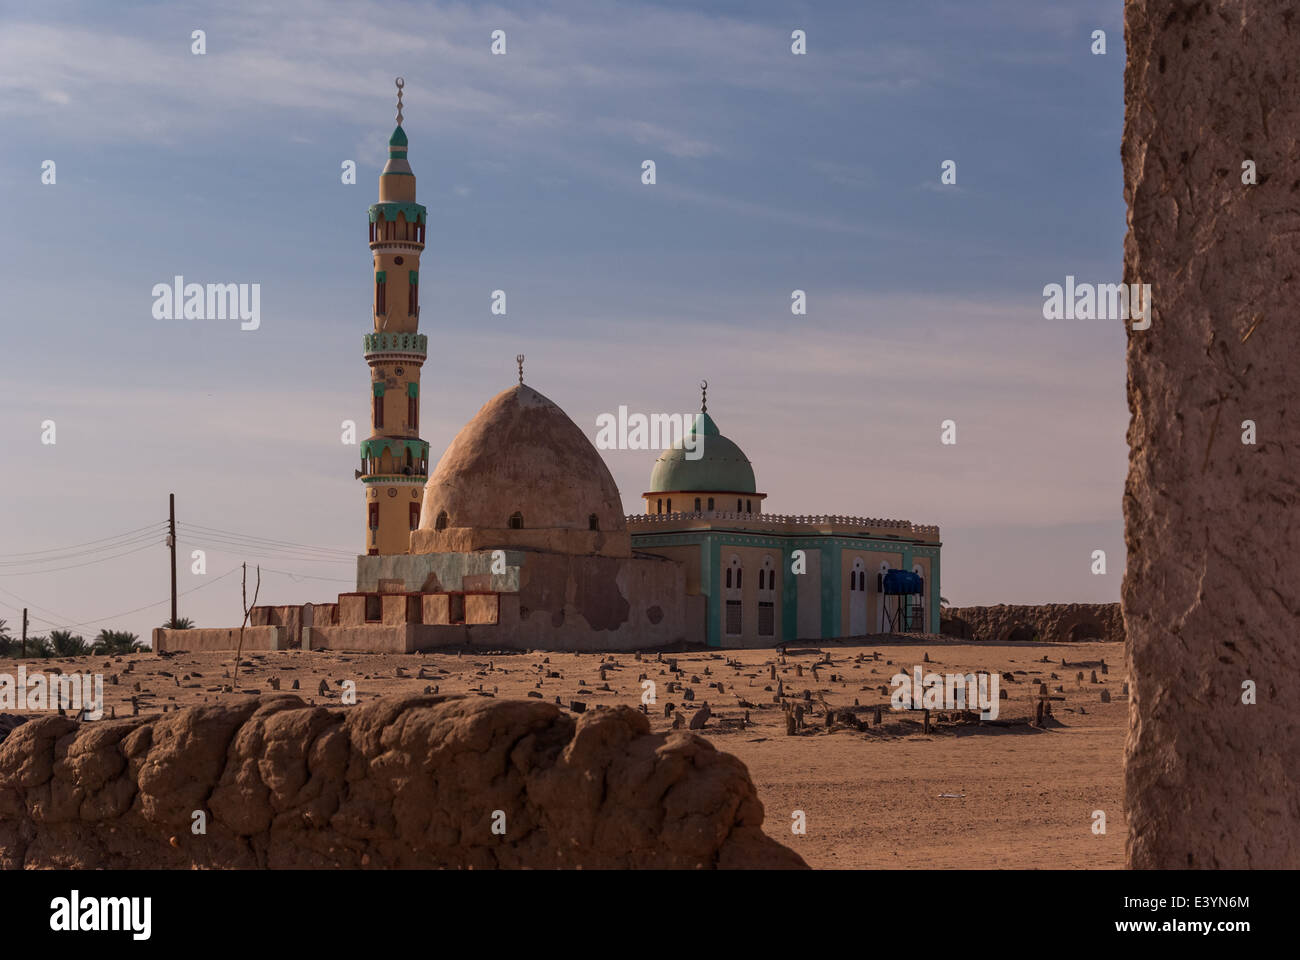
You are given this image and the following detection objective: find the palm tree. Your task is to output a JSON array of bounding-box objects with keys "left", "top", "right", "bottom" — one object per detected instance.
[
  {"left": 50, "top": 630, "right": 90, "bottom": 657},
  {"left": 23, "top": 635, "right": 53, "bottom": 658},
  {"left": 92, "top": 629, "right": 143, "bottom": 655},
  {"left": 0, "top": 619, "right": 12, "bottom": 657},
  {"left": 161, "top": 617, "right": 195, "bottom": 629}
]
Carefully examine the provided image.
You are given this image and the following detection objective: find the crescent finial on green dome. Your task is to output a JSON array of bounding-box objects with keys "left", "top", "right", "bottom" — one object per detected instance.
[{"left": 389, "top": 77, "right": 408, "bottom": 148}]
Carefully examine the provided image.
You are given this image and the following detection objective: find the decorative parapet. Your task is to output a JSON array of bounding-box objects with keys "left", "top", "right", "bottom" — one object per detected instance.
[
  {"left": 360, "top": 438, "right": 430, "bottom": 460},
  {"left": 626, "top": 511, "right": 940, "bottom": 540},
  {"left": 368, "top": 201, "right": 427, "bottom": 225},
  {"left": 363, "top": 332, "right": 427, "bottom": 358}
]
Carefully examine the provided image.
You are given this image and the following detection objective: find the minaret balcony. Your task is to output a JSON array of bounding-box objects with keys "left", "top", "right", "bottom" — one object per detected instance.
[
  {"left": 369, "top": 202, "right": 427, "bottom": 248},
  {"left": 363, "top": 331, "right": 427, "bottom": 361},
  {"left": 359, "top": 437, "right": 429, "bottom": 478}
]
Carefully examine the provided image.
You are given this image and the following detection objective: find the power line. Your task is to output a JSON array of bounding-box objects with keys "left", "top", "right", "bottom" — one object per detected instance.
[
  {"left": 176, "top": 539, "right": 355, "bottom": 565},
  {"left": 260, "top": 567, "right": 355, "bottom": 584},
  {"left": 0, "top": 597, "right": 57, "bottom": 630},
  {"left": 0, "top": 523, "right": 167, "bottom": 561},
  {"left": 178, "top": 522, "right": 356, "bottom": 557},
  {"left": 0, "top": 528, "right": 167, "bottom": 568},
  {"left": 175, "top": 531, "right": 353, "bottom": 557},
  {"left": 0, "top": 540, "right": 162, "bottom": 577},
  {"left": 0, "top": 584, "right": 73, "bottom": 630},
  {"left": 56, "top": 566, "right": 243, "bottom": 630},
  {"left": 0, "top": 563, "right": 354, "bottom": 634}
]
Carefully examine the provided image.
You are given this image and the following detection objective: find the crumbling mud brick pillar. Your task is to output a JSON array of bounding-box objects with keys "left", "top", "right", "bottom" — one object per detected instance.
[{"left": 1123, "top": 0, "right": 1300, "bottom": 868}]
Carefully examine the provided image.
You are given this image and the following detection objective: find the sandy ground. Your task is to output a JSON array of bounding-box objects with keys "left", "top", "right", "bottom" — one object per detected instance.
[{"left": 3, "top": 638, "right": 1126, "bottom": 869}]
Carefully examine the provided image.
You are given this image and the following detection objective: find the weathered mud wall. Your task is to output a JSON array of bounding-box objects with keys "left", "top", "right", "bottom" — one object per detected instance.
[
  {"left": 0, "top": 694, "right": 805, "bottom": 869},
  {"left": 941, "top": 603, "right": 1122, "bottom": 644},
  {"left": 1123, "top": 1, "right": 1299, "bottom": 867}
]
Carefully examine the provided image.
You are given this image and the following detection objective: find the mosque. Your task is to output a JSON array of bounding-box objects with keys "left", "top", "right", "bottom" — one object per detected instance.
[{"left": 155, "top": 85, "right": 941, "bottom": 654}]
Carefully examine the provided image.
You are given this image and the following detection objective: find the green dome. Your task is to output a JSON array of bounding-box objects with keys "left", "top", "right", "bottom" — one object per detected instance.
[
  {"left": 389, "top": 125, "right": 408, "bottom": 148},
  {"left": 648, "top": 412, "right": 756, "bottom": 494}
]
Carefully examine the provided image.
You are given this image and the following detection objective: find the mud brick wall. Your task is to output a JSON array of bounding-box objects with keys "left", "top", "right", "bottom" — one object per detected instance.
[{"left": 0, "top": 694, "right": 806, "bottom": 870}]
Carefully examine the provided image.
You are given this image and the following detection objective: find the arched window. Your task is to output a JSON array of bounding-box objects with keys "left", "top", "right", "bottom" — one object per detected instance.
[
  {"left": 666, "top": 498, "right": 672, "bottom": 512},
  {"left": 588, "top": 514, "right": 599, "bottom": 531},
  {"left": 758, "top": 556, "right": 776, "bottom": 635},
  {"left": 725, "top": 555, "right": 743, "bottom": 635},
  {"left": 737, "top": 498, "right": 742, "bottom": 512},
  {"left": 509, "top": 512, "right": 523, "bottom": 529},
  {"left": 657, "top": 498, "right": 662, "bottom": 514},
  {"left": 695, "top": 497, "right": 701, "bottom": 511},
  {"left": 707, "top": 497, "right": 715, "bottom": 511},
  {"left": 747, "top": 499, "right": 752, "bottom": 513},
  {"left": 435, "top": 510, "right": 448, "bottom": 531}
]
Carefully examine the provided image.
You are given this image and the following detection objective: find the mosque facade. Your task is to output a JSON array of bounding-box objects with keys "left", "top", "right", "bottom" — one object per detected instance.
[
  {"left": 154, "top": 92, "right": 941, "bottom": 655},
  {"left": 629, "top": 393, "right": 941, "bottom": 647}
]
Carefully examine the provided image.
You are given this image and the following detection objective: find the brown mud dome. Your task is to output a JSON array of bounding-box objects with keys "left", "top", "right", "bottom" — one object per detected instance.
[{"left": 0, "top": 694, "right": 805, "bottom": 869}]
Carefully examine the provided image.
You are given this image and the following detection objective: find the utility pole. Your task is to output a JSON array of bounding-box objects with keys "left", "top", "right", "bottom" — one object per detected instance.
[
  {"left": 168, "top": 493, "right": 177, "bottom": 628},
  {"left": 20, "top": 607, "right": 27, "bottom": 658}
]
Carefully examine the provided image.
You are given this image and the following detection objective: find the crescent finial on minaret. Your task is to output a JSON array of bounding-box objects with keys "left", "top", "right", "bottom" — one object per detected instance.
[
  {"left": 700, "top": 379, "right": 708, "bottom": 413},
  {"left": 395, "top": 76, "right": 405, "bottom": 126},
  {"left": 517, "top": 354, "right": 525, "bottom": 385}
]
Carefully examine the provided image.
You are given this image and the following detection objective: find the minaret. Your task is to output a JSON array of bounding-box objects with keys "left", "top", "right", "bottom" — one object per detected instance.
[{"left": 360, "top": 78, "right": 430, "bottom": 555}]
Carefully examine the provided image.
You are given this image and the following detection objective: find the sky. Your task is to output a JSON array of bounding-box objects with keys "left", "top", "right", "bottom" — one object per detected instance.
[{"left": 0, "top": 0, "right": 1128, "bottom": 643}]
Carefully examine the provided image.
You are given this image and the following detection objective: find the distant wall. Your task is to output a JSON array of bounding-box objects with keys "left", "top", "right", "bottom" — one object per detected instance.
[
  {"left": 940, "top": 603, "right": 1123, "bottom": 644},
  {"left": 154, "top": 626, "right": 280, "bottom": 653},
  {"left": 249, "top": 603, "right": 338, "bottom": 648}
]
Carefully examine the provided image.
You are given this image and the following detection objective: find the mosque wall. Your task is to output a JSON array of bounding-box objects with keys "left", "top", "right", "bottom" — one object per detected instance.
[
  {"left": 465, "top": 594, "right": 499, "bottom": 624},
  {"left": 310, "top": 624, "right": 418, "bottom": 652},
  {"left": 837, "top": 551, "right": 933, "bottom": 635},
  {"left": 410, "top": 525, "right": 632, "bottom": 558},
  {"left": 635, "top": 544, "right": 702, "bottom": 595},
  {"left": 357, "top": 550, "right": 524, "bottom": 593},
  {"left": 795, "top": 547, "right": 822, "bottom": 640},
  {"left": 422, "top": 593, "right": 450, "bottom": 624},
  {"left": 715, "top": 544, "right": 785, "bottom": 647},
  {"left": 328, "top": 553, "right": 688, "bottom": 651}
]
